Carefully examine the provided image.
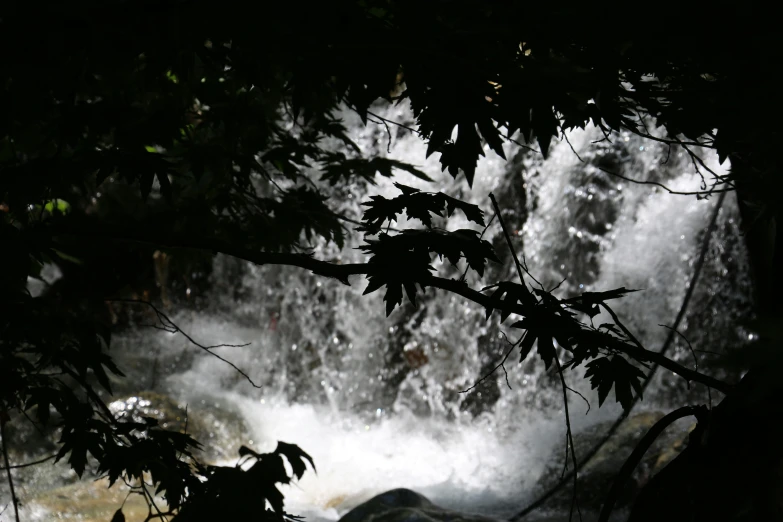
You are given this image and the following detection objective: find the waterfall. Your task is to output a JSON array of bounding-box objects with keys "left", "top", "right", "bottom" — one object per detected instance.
[{"left": 16, "top": 104, "right": 752, "bottom": 521}]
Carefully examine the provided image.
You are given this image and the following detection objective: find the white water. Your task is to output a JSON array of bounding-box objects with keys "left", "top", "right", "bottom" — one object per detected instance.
[
  {"left": 143, "top": 108, "right": 738, "bottom": 519},
  {"left": 12, "top": 105, "right": 746, "bottom": 521}
]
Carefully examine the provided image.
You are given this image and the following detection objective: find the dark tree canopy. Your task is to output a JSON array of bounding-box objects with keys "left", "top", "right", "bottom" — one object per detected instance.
[{"left": 1, "top": 1, "right": 779, "bottom": 520}]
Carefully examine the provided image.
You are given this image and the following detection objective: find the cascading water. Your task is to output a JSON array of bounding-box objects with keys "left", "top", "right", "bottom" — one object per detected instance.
[{"left": 13, "top": 104, "right": 753, "bottom": 521}]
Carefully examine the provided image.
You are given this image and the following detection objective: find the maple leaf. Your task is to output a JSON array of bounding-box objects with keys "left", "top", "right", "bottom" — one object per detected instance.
[
  {"left": 443, "top": 194, "right": 485, "bottom": 226},
  {"left": 564, "top": 287, "right": 640, "bottom": 317},
  {"left": 320, "top": 157, "right": 432, "bottom": 185},
  {"left": 360, "top": 185, "right": 485, "bottom": 234},
  {"left": 484, "top": 281, "right": 537, "bottom": 321},
  {"left": 584, "top": 355, "right": 646, "bottom": 410}
]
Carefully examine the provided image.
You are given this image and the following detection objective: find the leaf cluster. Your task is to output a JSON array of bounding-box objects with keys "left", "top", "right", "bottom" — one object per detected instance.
[
  {"left": 358, "top": 184, "right": 496, "bottom": 315},
  {"left": 172, "top": 442, "right": 315, "bottom": 522},
  {"left": 480, "top": 285, "right": 648, "bottom": 411}
]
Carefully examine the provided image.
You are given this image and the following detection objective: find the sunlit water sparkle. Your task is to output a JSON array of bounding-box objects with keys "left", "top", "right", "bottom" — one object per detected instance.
[{"left": 14, "top": 106, "right": 749, "bottom": 522}]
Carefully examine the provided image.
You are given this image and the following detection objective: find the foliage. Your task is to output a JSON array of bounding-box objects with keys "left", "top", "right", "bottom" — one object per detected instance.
[{"left": 0, "top": 0, "right": 765, "bottom": 519}]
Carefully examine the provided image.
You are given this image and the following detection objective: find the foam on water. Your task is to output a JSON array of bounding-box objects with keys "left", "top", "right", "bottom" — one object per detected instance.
[
  {"left": 151, "top": 116, "right": 734, "bottom": 519},
  {"left": 10, "top": 107, "right": 743, "bottom": 521}
]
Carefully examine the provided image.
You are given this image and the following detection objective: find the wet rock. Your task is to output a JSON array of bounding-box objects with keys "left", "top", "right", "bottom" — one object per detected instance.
[
  {"left": 26, "top": 477, "right": 155, "bottom": 522},
  {"left": 540, "top": 411, "right": 692, "bottom": 512},
  {"left": 13, "top": 392, "right": 249, "bottom": 521},
  {"left": 109, "top": 391, "right": 250, "bottom": 462},
  {"left": 630, "top": 362, "right": 783, "bottom": 521},
  {"left": 338, "top": 489, "right": 502, "bottom": 522}
]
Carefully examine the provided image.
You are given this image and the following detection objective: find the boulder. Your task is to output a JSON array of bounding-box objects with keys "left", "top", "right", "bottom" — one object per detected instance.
[
  {"left": 537, "top": 411, "right": 692, "bottom": 512},
  {"left": 338, "top": 489, "right": 501, "bottom": 522},
  {"left": 25, "top": 478, "right": 153, "bottom": 522},
  {"left": 109, "top": 391, "right": 250, "bottom": 462},
  {"left": 629, "top": 362, "right": 783, "bottom": 521}
]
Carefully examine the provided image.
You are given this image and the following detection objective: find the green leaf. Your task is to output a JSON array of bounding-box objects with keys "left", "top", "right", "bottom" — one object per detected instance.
[{"left": 44, "top": 199, "right": 70, "bottom": 214}]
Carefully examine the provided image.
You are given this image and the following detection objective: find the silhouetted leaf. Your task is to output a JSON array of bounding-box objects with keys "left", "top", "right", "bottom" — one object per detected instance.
[
  {"left": 139, "top": 171, "right": 154, "bottom": 201},
  {"left": 275, "top": 441, "right": 316, "bottom": 479},
  {"left": 584, "top": 355, "right": 646, "bottom": 410},
  {"left": 157, "top": 171, "right": 172, "bottom": 202},
  {"left": 485, "top": 281, "right": 536, "bottom": 321},
  {"left": 537, "top": 334, "right": 556, "bottom": 370}
]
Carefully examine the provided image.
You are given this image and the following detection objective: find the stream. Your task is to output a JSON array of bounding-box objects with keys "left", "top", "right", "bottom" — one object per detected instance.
[{"left": 5, "top": 105, "right": 753, "bottom": 522}]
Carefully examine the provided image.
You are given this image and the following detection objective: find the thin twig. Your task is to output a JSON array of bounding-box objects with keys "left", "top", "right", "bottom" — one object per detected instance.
[
  {"left": 562, "top": 132, "right": 584, "bottom": 163},
  {"left": 501, "top": 133, "right": 541, "bottom": 154},
  {"left": 141, "top": 480, "right": 168, "bottom": 522},
  {"left": 623, "top": 127, "right": 712, "bottom": 149},
  {"left": 489, "top": 193, "right": 542, "bottom": 288},
  {"left": 510, "top": 189, "right": 728, "bottom": 521},
  {"left": 564, "top": 385, "right": 591, "bottom": 415},
  {"left": 659, "top": 324, "right": 711, "bottom": 406},
  {"left": 109, "top": 299, "right": 261, "bottom": 388},
  {"left": 600, "top": 302, "right": 645, "bottom": 351},
  {"left": 593, "top": 164, "right": 732, "bottom": 197},
  {"left": 364, "top": 109, "right": 423, "bottom": 137},
  {"left": 1, "top": 415, "right": 21, "bottom": 522},
  {"left": 459, "top": 334, "right": 521, "bottom": 394},
  {"left": 62, "top": 218, "right": 730, "bottom": 392},
  {"left": 662, "top": 144, "right": 672, "bottom": 165},
  {"left": 555, "top": 358, "right": 582, "bottom": 522},
  {"left": 0, "top": 454, "right": 56, "bottom": 471},
  {"left": 366, "top": 114, "right": 393, "bottom": 154},
  {"left": 596, "top": 406, "right": 705, "bottom": 522}
]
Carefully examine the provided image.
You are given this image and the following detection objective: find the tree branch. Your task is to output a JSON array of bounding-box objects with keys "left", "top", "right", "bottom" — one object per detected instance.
[
  {"left": 108, "top": 299, "right": 261, "bottom": 389},
  {"left": 55, "top": 219, "right": 732, "bottom": 393},
  {"left": 597, "top": 405, "right": 706, "bottom": 522},
  {"left": 510, "top": 189, "right": 728, "bottom": 520},
  {"left": 0, "top": 454, "right": 56, "bottom": 471},
  {"left": 555, "top": 358, "right": 581, "bottom": 522}
]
